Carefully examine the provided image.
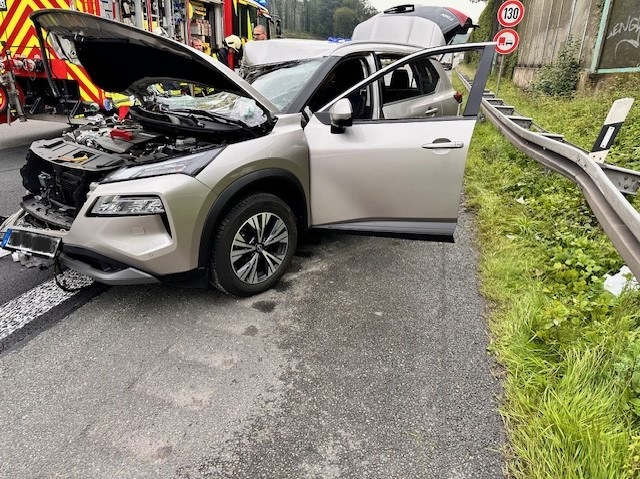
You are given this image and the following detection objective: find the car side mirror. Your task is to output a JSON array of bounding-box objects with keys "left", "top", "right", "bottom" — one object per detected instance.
[{"left": 330, "top": 98, "right": 353, "bottom": 134}]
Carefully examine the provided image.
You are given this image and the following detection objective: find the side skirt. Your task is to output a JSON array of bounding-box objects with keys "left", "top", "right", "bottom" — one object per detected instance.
[{"left": 312, "top": 220, "right": 456, "bottom": 243}]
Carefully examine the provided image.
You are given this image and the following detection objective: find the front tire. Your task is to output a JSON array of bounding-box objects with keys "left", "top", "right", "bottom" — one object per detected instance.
[{"left": 211, "top": 193, "right": 297, "bottom": 296}]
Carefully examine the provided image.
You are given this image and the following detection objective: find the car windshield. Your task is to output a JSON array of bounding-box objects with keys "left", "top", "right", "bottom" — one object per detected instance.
[
  {"left": 131, "top": 80, "right": 268, "bottom": 128},
  {"left": 243, "top": 58, "right": 325, "bottom": 111}
]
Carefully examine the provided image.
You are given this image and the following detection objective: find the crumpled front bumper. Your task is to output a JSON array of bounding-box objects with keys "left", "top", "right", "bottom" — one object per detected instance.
[
  {"left": 58, "top": 252, "right": 160, "bottom": 285},
  {"left": 1, "top": 173, "right": 215, "bottom": 286}
]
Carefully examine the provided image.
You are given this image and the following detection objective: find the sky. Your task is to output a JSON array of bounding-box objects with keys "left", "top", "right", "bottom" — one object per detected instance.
[{"left": 368, "top": 0, "right": 487, "bottom": 24}]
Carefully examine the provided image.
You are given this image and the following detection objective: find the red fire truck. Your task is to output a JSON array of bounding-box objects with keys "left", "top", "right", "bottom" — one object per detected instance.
[{"left": 0, "top": 0, "right": 278, "bottom": 124}]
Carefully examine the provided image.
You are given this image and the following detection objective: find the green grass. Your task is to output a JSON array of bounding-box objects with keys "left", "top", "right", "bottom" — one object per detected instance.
[{"left": 459, "top": 69, "right": 640, "bottom": 478}]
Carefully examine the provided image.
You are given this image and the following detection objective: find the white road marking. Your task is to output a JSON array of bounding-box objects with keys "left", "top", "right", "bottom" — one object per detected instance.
[{"left": 0, "top": 270, "right": 93, "bottom": 342}]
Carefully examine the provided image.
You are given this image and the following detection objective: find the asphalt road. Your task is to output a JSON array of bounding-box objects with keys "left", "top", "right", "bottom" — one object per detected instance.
[{"left": 0, "top": 120, "right": 504, "bottom": 478}]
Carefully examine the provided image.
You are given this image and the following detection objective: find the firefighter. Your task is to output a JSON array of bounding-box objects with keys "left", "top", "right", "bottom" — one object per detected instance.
[
  {"left": 191, "top": 38, "right": 204, "bottom": 52},
  {"left": 107, "top": 92, "right": 134, "bottom": 120},
  {"left": 152, "top": 26, "right": 169, "bottom": 37},
  {"left": 215, "top": 35, "right": 242, "bottom": 68},
  {"left": 252, "top": 25, "right": 267, "bottom": 40}
]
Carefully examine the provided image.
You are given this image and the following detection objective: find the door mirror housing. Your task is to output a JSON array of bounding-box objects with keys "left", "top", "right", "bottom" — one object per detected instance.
[{"left": 330, "top": 98, "right": 353, "bottom": 134}]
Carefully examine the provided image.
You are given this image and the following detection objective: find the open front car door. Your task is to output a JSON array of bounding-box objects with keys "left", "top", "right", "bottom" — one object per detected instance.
[{"left": 305, "top": 42, "right": 494, "bottom": 241}]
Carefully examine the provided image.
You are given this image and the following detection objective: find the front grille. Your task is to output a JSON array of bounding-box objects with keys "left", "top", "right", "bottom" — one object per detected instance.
[
  {"left": 57, "top": 170, "right": 88, "bottom": 210},
  {"left": 21, "top": 151, "right": 109, "bottom": 215},
  {"left": 63, "top": 247, "right": 126, "bottom": 273}
]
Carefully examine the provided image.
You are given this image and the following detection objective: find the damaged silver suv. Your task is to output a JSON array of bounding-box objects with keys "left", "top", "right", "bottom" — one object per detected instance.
[{"left": 0, "top": 9, "right": 494, "bottom": 296}]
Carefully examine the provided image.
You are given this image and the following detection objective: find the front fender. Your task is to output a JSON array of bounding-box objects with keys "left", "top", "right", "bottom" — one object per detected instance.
[{"left": 197, "top": 168, "right": 307, "bottom": 270}]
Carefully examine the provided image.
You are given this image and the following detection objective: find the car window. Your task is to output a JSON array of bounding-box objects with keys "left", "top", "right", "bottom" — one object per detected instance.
[
  {"left": 307, "top": 56, "right": 373, "bottom": 119},
  {"left": 244, "top": 58, "right": 325, "bottom": 110},
  {"left": 377, "top": 53, "right": 460, "bottom": 120},
  {"left": 316, "top": 44, "right": 492, "bottom": 126},
  {"left": 380, "top": 57, "right": 440, "bottom": 111},
  {"left": 418, "top": 59, "right": 440, "bottom": 94},
  {"left": 319, "top": 49, "right": 468, "bottom": 122}
]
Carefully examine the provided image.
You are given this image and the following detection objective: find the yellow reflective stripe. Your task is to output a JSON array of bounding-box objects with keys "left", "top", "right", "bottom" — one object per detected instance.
[
  {"left": 67, "top": 64, "right": 101, "bottom": 101},
  {"left": 2, "top": 0, "right": 117, "bottom": 106},
  {"left": 108, "top": 92, "right": 131, "bottom": 107},
  {"left": 4, "top": 0, "right": 36, "bottom": 54},
  {"left": 5, "top": 0, "right": 70, "bottom": 55},
  {"left": 12, "top": 15, "right": 37, "bottom": 53}
]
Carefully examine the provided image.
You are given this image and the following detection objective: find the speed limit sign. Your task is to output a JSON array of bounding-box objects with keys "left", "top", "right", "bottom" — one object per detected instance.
[{"left": 497, "top": 0, "right": 525, "bottom": 28}]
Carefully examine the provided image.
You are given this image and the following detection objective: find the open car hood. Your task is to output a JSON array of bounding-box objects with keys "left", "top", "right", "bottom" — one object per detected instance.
[{"left": 30, "top": 9, "right": 279, "bottom": 114}]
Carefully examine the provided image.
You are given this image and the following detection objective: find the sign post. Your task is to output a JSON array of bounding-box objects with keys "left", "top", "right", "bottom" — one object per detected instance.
[{"left": 494, "top": 0, "right": 525, "bottom": 96}]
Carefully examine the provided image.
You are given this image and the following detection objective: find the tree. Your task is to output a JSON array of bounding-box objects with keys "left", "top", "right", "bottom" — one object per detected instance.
[
  {"left": 333, "top": 6, "right": 358, "bottom": 38},
  {"left": 309, "top": 0, "right": 341, "bottom": 37},
  {"left": 275, "top": 0, "right": 377, "bottom": 38},
  {"left": 470, "top": 0, "right": 499, "bottom": 42}
]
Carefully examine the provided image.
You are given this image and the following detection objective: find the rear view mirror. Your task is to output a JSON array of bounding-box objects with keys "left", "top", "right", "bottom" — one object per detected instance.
[{"left": 330, "top": 98, "right": 353, "bottom": 134}]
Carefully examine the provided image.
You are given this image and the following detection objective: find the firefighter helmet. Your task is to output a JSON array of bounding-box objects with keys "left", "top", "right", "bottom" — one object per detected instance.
[
  {"left": 224, "top": 35, "right": 242, "bottom": 52},
  {"left": 153, "top": 27, "right": 168, "bottom": 37}
]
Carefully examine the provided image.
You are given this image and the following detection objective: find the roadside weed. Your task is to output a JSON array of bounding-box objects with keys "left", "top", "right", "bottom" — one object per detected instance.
[{"left": 465, "top": 94, "right": 640, "bottom": 477}]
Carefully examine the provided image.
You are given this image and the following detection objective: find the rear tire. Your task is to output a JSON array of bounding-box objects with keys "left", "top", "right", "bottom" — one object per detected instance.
[{"left": 210, "top": 193, "right": 297, "bottom": 296}]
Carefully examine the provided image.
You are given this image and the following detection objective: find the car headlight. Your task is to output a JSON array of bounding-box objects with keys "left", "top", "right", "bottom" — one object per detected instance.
[
  {"left": 90, "top": 195, "right": 166, "bottom": 216},
  {"left": 101, "top": 148, "right": 224, "bottom": 183}
]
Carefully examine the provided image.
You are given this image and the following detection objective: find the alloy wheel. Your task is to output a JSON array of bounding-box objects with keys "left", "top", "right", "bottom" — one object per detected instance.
[{"left": 230, "top": 212, "right": 289, "bottom": 284}]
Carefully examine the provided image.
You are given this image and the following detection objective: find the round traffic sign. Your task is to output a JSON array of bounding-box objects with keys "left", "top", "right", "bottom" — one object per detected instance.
[
  {"left": 494, "top": 28, "right": 520, "bottom": 55},
  {"left": 497, "top": 0, "right": 525, "bottom": 28}
]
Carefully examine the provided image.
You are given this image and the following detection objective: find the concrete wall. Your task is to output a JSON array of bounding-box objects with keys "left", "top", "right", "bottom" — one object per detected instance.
[{"left": 512, "top": 0, "right": 602, "bottom": 88}]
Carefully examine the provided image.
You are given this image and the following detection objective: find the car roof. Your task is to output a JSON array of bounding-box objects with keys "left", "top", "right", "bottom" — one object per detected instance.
[{"left": 242, "top": 39, "right": 421, "bottom": 67}]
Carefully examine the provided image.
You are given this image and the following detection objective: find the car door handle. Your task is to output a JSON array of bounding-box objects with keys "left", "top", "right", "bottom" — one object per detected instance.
[
  {"left": 422, "top": 141, "right": 464, "bottom": 149},
  {"left": 425, "top": 107, "right": 439, "bottom": 116}
]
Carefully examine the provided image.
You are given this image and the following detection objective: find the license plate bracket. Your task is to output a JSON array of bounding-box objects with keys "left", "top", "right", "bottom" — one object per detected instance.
[{"left": 1, "top": 229, "right": 61, "bottom": 258}]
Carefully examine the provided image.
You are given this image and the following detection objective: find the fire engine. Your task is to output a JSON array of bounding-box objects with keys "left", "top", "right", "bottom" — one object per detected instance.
[{"left": 0, "top": 0, "right": 278, "bottom": 125}]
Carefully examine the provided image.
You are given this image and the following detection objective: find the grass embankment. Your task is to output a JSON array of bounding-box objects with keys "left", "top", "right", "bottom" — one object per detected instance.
[{"left": 460, "top": 72, "right": 640, "bottom": 477}]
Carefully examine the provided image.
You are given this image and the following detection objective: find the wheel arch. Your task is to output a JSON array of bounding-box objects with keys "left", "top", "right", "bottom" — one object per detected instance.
[{"left": 198, "top": 168, "right": 308, "bottom": 269}]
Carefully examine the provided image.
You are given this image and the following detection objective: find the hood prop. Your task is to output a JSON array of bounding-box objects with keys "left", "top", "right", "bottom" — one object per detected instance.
[{"left": 34, "top": 23, "right": 61, "bottom": 99}]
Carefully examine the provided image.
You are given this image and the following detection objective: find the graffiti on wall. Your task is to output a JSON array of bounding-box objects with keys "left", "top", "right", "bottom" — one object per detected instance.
[{"left": 598, "top": 0, "right": 640, "bottom": 70}]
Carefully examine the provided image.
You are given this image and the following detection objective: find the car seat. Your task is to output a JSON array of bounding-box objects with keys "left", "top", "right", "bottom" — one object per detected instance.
[
  {"left": 390, "top": 69, "right": 410, "bottom": 89},
  {"left": 307, "top": 59, "right": 369, "bottom": 118},
  {"left": 385, "top": 69, "right": 419, "bottom": 103}
]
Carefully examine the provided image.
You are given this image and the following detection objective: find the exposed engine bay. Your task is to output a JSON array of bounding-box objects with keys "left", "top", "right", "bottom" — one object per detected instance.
[{"left": 19, "top": 119, "right": 220, "bottom": 230}]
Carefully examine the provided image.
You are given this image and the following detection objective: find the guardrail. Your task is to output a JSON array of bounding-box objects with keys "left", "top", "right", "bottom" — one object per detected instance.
[{"left": 457, "top": 72, "right": 640, "bottom": 280}]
